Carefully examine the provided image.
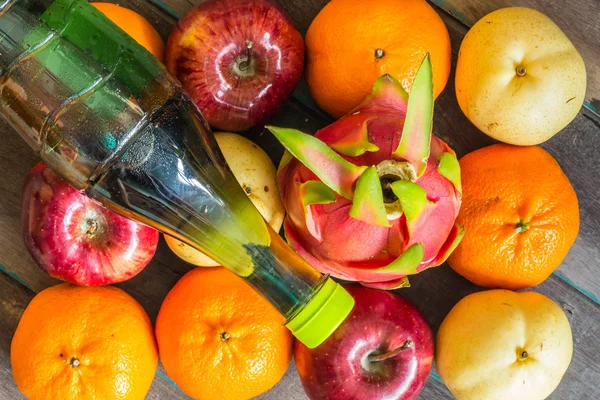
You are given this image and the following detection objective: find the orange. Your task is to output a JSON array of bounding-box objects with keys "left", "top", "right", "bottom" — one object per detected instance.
[
  {"left": 306, "top": 0, "right": 451, "bottom": 118},
  {"left": 92, "top": 2, "right": 165, "bottom": 61},
  {"left": 11, "top": 284, "right": 158, "bottom": 400},
  {"left": 448, "top": 144, "right": 580, "bottom": 290},
  {"left": 156, "top": 267, "right": 293, "bottom": 400}
]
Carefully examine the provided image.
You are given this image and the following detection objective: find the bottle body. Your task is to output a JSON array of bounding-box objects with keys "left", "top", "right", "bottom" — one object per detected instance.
[{"left": 86, "top": 90, "right": 326, "bottom": 317}]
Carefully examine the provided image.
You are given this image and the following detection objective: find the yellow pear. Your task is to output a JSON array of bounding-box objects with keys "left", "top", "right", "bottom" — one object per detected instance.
[
  {"left": 436, "top": 289, "right": 573, "bottom": 400},
  {"left": 455, "top": 7, "right": 586, "bottom": 145}
]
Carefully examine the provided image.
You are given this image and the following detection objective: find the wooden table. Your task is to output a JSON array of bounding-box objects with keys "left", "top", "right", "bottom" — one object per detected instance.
[{"left": 1, "top": 0, "right": 599, "bottom": 398}]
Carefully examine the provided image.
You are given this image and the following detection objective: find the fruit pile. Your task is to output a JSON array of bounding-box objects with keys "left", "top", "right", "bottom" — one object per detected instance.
[{"left": 8, "top": 0, "right": 586, "bottom": 399}]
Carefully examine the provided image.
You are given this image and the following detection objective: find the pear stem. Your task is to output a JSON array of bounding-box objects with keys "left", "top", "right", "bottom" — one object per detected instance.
[{"left": 368, "top": 340, "right": 413, "bottom": 363}]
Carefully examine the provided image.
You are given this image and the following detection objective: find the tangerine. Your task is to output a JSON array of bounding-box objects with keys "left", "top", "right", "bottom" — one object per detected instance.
[
  {"left": 155, "top": 267, "right": 293, "bottom": 399},
  {"left": 11, "top": 284, "right": 158, "bottom": 400},
  {"left": 306, "top": 0, "right": 451, "bottom": 118},
  {"left": 448, "top": 144, "right": 580, "bottom": 289}
]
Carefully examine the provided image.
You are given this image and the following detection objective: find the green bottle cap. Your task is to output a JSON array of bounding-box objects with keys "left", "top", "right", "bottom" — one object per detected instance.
[{"left": 286, "top": 278, "right": 354, "bottom": 349}]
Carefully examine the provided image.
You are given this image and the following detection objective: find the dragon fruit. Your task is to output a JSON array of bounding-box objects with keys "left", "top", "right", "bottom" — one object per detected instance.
[{"left": 267, "top": 55, "right": 463, "bottom": 289}]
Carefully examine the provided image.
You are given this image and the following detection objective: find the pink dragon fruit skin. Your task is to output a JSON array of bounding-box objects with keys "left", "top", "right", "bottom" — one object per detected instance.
[{"left": 268, "top": 55, "right": 464, "bottom": 289}]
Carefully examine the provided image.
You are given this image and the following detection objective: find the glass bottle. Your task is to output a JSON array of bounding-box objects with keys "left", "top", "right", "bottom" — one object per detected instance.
[{"left": 0, "top": 0, "right": 353, "bottom": 348}]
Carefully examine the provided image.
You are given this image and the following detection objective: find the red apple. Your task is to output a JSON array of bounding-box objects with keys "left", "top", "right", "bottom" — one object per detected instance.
[
  {"left": 295, "top": 286, "right": 434, "bottom": 400},
  {"left": 165, "top": 0, "right": 304, "bottom": 132},
  {"left": 21, "top": 162, "right": 159, "bottom": 286}
]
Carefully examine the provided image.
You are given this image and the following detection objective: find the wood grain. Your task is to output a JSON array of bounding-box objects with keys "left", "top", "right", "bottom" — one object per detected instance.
[
  {"left": 0, "top": 0, "right": 599, "bottom": 399},
  {"left": 429, "top": 0, "right": 600, "bottom": 114},
  {"left": 147, "top": 0, "right": 329, "bottom": 36},
  {"left": 0, "top": 272, "right": 30, "bottom": 399}
]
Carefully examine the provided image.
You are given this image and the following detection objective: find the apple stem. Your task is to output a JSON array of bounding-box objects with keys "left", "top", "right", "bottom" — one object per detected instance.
[
  {"left": 368, "top": 339, "right": 414, "bottom": 363},
  {"left": 239, "top": 40, "right": 254, "bottom": 72}
]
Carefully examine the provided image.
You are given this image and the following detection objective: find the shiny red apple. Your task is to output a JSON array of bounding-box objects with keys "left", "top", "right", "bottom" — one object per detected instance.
[
  {"left": 295, "top": 286, "right": 434, "bottom": 400},
  {"left": 165, "top": 0, "right": 304, "bottom": 132},
  {"left": 21, "top": 162, "right": 159, "bottom": 286}
]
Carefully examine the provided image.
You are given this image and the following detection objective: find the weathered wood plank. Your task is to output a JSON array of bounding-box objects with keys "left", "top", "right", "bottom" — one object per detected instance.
[
  {"left": 0, "top": 272, "right": 30, "bottom": 399},
  {"left": 429, "top": 0, "right": 600, "bottom": 114},
  {"left": 0, "top": 131, "right": 57, "bottom": 292},
  {"left": 416, "top": 266, "right": 600, "bottom": 398},
  {"left": 0, "top": 0, "right": 599, "bottom": 399},
  {"left": 146, "top": 0, "right": 323, "bottom": 35}
]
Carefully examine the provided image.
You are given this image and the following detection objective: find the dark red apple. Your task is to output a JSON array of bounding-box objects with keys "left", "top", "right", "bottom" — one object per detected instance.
[
  {"left": 295, "top": 286, "right": 434, "bottom": 400},
  {"left": 21, "top": 162, "right": 159, "bottom": 286},
  {"left": 165, "top": 0, "right": 304, "bottom": 132}
]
